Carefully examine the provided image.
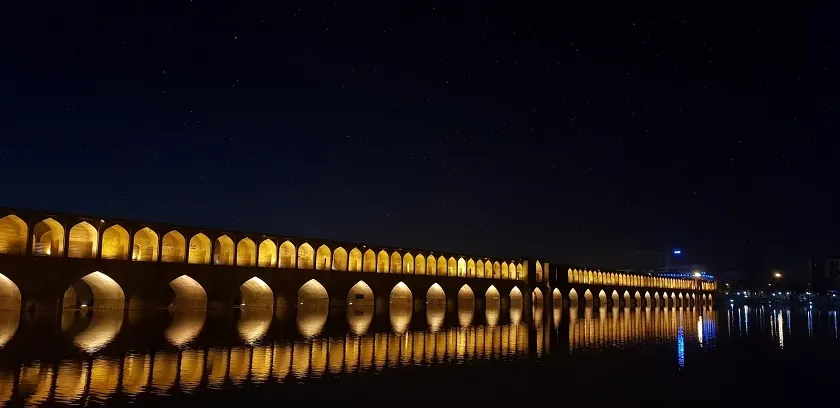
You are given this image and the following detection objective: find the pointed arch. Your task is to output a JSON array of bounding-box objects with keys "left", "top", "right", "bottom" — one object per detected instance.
[
  {"left": 623, "top": 290, "right": 631, "bottom": 306},
  {"left": 169, "top": 275, "right": 207, "bottom": 310},
  {"left": 212, "top": 236, "right": 234, "bottom": 266},
  {"left": 533, "top": 287, "right": 544, "bottom": 305},
  {"left": 516, "top": 263, "right": 523, "bottom": 280},
  {"left": 297, "top": 243, "right": 314, "bottom": 269},
  {"left": 457, "top": 258, "right": 466, "bottom": 277},
  {"left": 160, "top": 230, "right": 186, "bottom": 263},
  {"left": 493, "top": 261, "right": 501, "bottom": 279},
  {"left": 598, "top": 290, "right": 607, "bottom": 305},
  {"left": 101, "top": 224, "right": 129, "bottom": 260},
  {"left": 437, "top": 256, "right": 447, "bottom": 276},
  {"left": 582, "top": 289, "right": 593, "bottom": 306},
  {"left": 458, "top": 284, "right": 475, "bottom": 306},
  {"left": 132, "top": 227, "right": 159, "bottom": 262},
  {"left": 485, "top": 285, "right": 501, "bottom": 303},
  {"left": 390, "top": 251, "right": 402, "bottom": 274},
  {"left": 476, "top": 260, "right": 485, "bottom": 279},
  {"left": 644, "top": 291, "right": 652, "bottom": 307},
  {"left": 0, "top": 273, "right": 21, "bottom": 311},
  {"left": 298, "top": 279, "right": 329, "bottom": 306},
  {"left": 510, "top": 286, "right": 523, "bottom": 308},
  {"left": 315, "top": 245, "right": 331, "bottom": 270},
  {"left": 376, "top": 250, "right": 389, "bottom": 273},
  {"left": 467, "top": 259, "right": 475, "bottom": 278},
  {"left": 425, "top": 255, "right": 436, "bottom": 276},
  {"left": 186, "top": 233, "right": 211, "bottom": 264},
  {"left": 402, "top": 253, "right": 413, "bottom": 274},
  {"left": 31, "top": 218, "right": 64, "bottom": 257},
  {"left": 569, "top": 288, "right": 579, "bottom": 306},
  {"left": 536, "top": 262, "right": 544, "bottom": 282},
  {"left": 349, "top": 248, "right": 363, "bottom": 272},
  {"left": 278, "top": 241, "right": 296, "bottom": 268},
  {"left": 256, "top": 239, "right": 277, "bottom": 268},
  {"left": 297, "top": 279, "right": 328, "bottom": 338},
  {"left": 501, "top": 262, "right": 509, "bottom": 280},
  {"left": 240, "top": 277, "right": 274, "bottom": 308},
  {"left": 390, "top": 282, "right": 413, "bottom": 306},
  {"left": 363, "top": 249, "right": 376, "bottom": 272},
  {"left": 0, "top": 215, "right": 27, "bottom": 255},
  {"left": 484, "top": 261, "right": 493, "bottom": 279},
  {"left": 567, "top": 268, "right": 574, "bottom": 283},
  {"left": 68, "top": 221, "right": 98, "bottom": 259},
  {"left": 76, "top": 271, "right": 125, "bottom": 310},
  {"left": 347, "top": 280, "right": 374, "bottom": 306},
  {"left": 445, "top": 257, "right": 456, "bottom": 277},
  {"left": 426, "top": 283, "right": 446, "bottom": 307},
  {"left": 414, "top": 254, "right": 426, "bottom": 275},
  {"left": 332, "top": 246, "right": 348, "bottom": 271}
]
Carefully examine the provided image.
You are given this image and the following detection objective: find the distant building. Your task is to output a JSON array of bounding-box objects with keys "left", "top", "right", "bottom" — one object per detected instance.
[
  {"left": 811, "top": 256, "right": 840, "bottom": 294},
  {"left": 654, "top": 263, "right": 715, "bottom": 281}
]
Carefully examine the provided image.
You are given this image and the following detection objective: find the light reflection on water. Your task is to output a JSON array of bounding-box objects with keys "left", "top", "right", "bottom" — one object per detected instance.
[{"left": 4, "top": 300, "right": 840, "bottom": 405}]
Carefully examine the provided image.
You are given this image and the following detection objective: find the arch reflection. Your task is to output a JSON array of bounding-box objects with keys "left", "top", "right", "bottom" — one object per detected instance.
[
  {"left": 164, "top": 308, "right": 206, "bottom": 347},
  {"left": 72, "top": 310, "right": 124, "bottom": 353},
  {"left": 238, "top": 307, "right": 273, "bottom": 344}
]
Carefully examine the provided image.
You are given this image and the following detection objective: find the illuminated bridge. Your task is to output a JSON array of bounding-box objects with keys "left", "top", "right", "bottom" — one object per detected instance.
[{"left": 0, "top": 209, "right": 716, "bottom": 317}]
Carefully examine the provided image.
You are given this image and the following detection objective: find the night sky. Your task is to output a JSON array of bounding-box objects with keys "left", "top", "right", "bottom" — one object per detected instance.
[{"left": 2, "top": 1, "right": 836, "bottom": 281}]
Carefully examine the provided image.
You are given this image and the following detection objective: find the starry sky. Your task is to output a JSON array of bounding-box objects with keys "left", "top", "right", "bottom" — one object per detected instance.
[{"left": 1, "top": 1, "right": 836, "bottom": 282}]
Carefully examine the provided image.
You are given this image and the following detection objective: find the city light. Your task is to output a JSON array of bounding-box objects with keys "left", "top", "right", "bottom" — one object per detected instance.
[
  {"left": 773, "top": 271, "right": 782, "bottom": 279},
  {"left": 693, "top": 271, "right": 702, "bottom": 278}
]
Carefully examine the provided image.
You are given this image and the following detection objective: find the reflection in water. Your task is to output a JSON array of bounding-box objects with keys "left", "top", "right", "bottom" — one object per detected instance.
[
  {"left": 297, "top": 305, "right": 329, "bottom": 338},
  {"left": 73, "top": 310, "right": 124, "bottom": 353},
  {"left": 349, "top": 304, "right": 374, "bottom": 335},
  {"left": 485, "top": 304, "right": 500, "bottom": 327},
  {"left": 389, "top": 304, "right": 412, "bottom": 334},
  {"left": 510, "top": 305, "right": 522, "bottom": 325},
  {"left": 426, "top": 304, "right": 446, "bottom": 332},
  {"left": 0, "top": 311, "right": 19, "bottom": 347},
  {"left": 458, "top": 303, "right": 474, "bottom": 327},
  {"left": 238, "top": 307, "right": 273, "bottom": 344},
  {"left": 165, "top": 309, "right": 206, "bottom": 346}
]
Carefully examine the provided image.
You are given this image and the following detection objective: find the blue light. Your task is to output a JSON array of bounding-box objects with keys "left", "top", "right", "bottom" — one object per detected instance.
[{"left": 673, "top": 250, "right": 681, "bottom": 255}]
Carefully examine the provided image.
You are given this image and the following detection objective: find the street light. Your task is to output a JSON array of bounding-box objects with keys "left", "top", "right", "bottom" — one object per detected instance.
[
  {"left": 693, "top": 271, "right": 702, "bottom": 278},
  {"left": 773, "top": 271, "right": 782, "bottom": 279}
]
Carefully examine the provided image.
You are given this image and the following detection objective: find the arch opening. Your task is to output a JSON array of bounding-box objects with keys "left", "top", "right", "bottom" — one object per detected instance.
[
  {"left": 161, "top": 231, "right": 186, "bottom": 263},
  {"left": 298, "top": 243, "right": 315, "bottom": 269},
  {"left": 348, "top": 248, "right": 363, "bottom": 272},
  {"left": 598, "top": 290, "right": 607, "bottom": 305},
  {"left": 68, "top": 222, "right": 98, "bottom": 259},
  {"left": 458, "top": 284, "right": 475, "bottom": 308},
  {"left": 315, "top": 245, "right": 331, "bottom": 270},
  {"left": 168, "top": 275, "right": 207, "bottom": 310},
  {"left": 553, "top": 288, "right": 562, "bottom": 306},
  {"left": 214, "top": 236, "right": 234, "bottom": 265},
  {"left": 132, "top": 227, "right": 159, "bottom": 262},
  {"left": 64, "top": 271, "right": 126, "bottom": 311},
  {"left": 0, "top": 215, "right": 27, "bottom": 255},
  {"left": 389, "top": 282, "right": 413, "bottom": 334},
  {"left": 296, "top": 279, "right": 329, "bottom": 338},
  {"left": 240, "top": 277, "right": 274, "bottom": 308},
  {"left": 236, "top": 238, "right": 257, "bottom": 267},
  {"left": 258, "top": 239, "right": 277, "bottom": 268},
  {"left": 278, "top": 241, "right": 296, "bottom": 268},
  {"left": 332, "top": 247, "right": 348, "bottom": 271},
  {"left": 32, "top": 218, "right": 64, "bottom": 257},
  {"left": 568, "top": 288, "right": 579, "bottom": 307},
  {"left": 188, "top": 233, "right": 211, "bottom": 264},
  {"left": 347, "top": 281, "right": 374, "bottom": 307},
  {"left": 0, "top": 273, "right": 21, "bottom": 311},
  {"left": 510, "top": 286, "right": 524, "bottom": 308},
  {"left": 583, "top": 289, "right": 593, "bottom": 307}
]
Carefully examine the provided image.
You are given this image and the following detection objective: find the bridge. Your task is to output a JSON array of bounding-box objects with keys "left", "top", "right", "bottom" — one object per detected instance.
[{"left": 0, "top": 208, "right": 716, "bottom": 319}]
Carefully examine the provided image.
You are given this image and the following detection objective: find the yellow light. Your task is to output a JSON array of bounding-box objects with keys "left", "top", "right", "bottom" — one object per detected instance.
[
  {"left": 773, "top": 271, "right": 782, "bottom": 278},
  {"left": 693, "top": 272, "right": 701, "bottom": 278}
]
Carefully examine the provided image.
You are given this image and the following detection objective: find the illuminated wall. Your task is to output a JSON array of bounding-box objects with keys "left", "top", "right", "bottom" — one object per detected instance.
[
  {"left": 161, "top": 231, "right": 185, "bottom": 263},
  {"left": 565, "top": 268, "right": 711, "bottom": 291},
  {"left": 0, "top": 215, "right": 27, "bottom": 255},
  {"left": 32, "top": 218, "right": 64, "bottom": 257},
  {"left": 68, "top": 222, "right": 98, "bottom": 259}
]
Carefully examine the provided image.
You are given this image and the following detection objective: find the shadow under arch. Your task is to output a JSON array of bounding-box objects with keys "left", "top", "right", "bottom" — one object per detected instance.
[
  {"left": 297, "top": 279, "right": 328, "bottom": 338},
  {"left": 389, "top": 282, "right": 413, "bottom": 334},
  {"left": 168, "top": 275, "right": 207, "bottom": 310},
  {"left": 240, "top": 277, "right": 274, "bottom": 309},
  {"left": 164, "top": 308, "right": 206, "bottom": 347},
  {"left": 63, "top": 271, "right": 126, "bottom": 311}
]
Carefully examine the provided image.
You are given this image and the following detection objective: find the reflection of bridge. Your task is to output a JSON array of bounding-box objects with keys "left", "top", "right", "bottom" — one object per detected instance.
[{"left": 0, "top": 209, "right": 715, "bottom": 319}]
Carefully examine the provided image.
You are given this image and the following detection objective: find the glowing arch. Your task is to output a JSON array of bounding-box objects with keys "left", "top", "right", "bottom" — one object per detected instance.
[
  {"left": 467, "top": 259, "right": 475, "bottom": 278},
  {"left": 0, "top": 215, "right": 27, "bottom": 255},
  {"left": 533, "top": 287, "right": 544, "bottom": 304},
  {"left": 457, "top": 258, "right": 466, "bottom": 277},
  {"left": 348, "top": 248, "right": 363, "bottom": 272},
  {"left": 214, "top": 235, "right": 234, "bottom": 265},
  {"left": 425, "top": 255, "right": 436, "bottom": 276},
  {"left": 278, "top": 241, "right": 296, "bottom": 268},
  {"left": 414, "top": 254, "right": 426, "bottom": 275},
  {"left": 484, "top": 260, "right": 492, "bottom": 278},
  {"left": 161, "top": 230, "right": 186, "bottom": 263},
  {"left": 501, "top": 262, "right": 509, "bottom": 280},
  {"left": 100, "top": 224, "right": 129, "bottom": 260},
  {"left": 298, "top": 243, "right": 315, "bottom": 269},
  {"left": 598, "top": 290, "right": 607, "bottom": 305},
  {"left": 376, "top": 250, "right": 389, "bottom": 273},
  {"left": 315, "top": 245, "right": 331, "bottom": 270},
  {"left": 553, "top": 288, "right": 562, "bottom": 305},
  {"left": 568, "top": 288, "right": 579, "bottom": 306},
  {"left": 296, "top": 280, "right": 329, "bottom": 337},
  {"left": 74, "top": 271, "right": 126, "bottom": 310},
  {"left": 332, "top": 247, "right": 348, "bottom": 271},
  {"left": 426, "top": 283, "right": 446, "bottom": 331},
  {"left": 402, "top": 253, "right": 414, "bottom": 274},
  {"left": 493, "top": 262, "right": 501, "bottom": 279},
  {"left": 347, "top": 281, "right": 374, "bottom": 307},
  {"left": 389, "top": 282, "right": 413, "bottom": 334},
  {"left": 426, "top": 283, "right": 446, "bottom": 306},
  {"left": 612, "top": 290, "right": 620, "bottom": 305},
  {"left": 258, "top": 239, "right": 277, "bottom": 267},
  {"left": 437, "top": 256, "right": 447, "bottom": 276},
  {"left": 510, "top": 286, "right": 523, "bottom": 308},
  {"left": 188, "top": 233, "right": 211, "bottom": 264},
  {"left": 132, "top": 227, "right": 159, "bottom": 262},
  {"left": 457, "top": 284, "right": 475, "bottom": 306},
  {"left": 169, "top": 275, "right": 207, "bottom": 309},
  {"left": 485, "top": 285, "right": 501, "bottom": 304},
  {"left": 623, "top": 290, "right": 631, "bottom": 306},
  {"left": 390, "top": 282, "right": 413, "bottom": 306},
  {"left": 32, "top": 218, "right": 64, "bottom": 257},
  {"left": 0, "top": 273, "right": 21, "bottom": 311},
  {"left": 363, "top": 249, "right": 376, "bottom": 272},
  {"left": 476, "top": 260, "right": 484, "bottom": 279},
  {"left": 240, "top": 277, "right": 274, "bottom": 308},
  {"left": 68, "top": 221, "right": 98, "bottom": 259},
  {"left": 390, "top": 251, "right": 402, "bottom": 274},
  {"left": 516, "top": 263, "right": 523, "bottom": 280},
  {"left": 298, "top": 279, "right": 328, "bottom": 306}
]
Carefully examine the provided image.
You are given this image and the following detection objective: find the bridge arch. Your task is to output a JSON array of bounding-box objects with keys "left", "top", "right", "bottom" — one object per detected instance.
[
  {"left": 298, "top": 279, "right": 328, "bottom": 307},
  {"left": 64, "top": 271, "right": 125, "bottom": 310},
  {"left": 493, "top": 262, "right": 501, "bottom": 279},
  {"left": 389, "top": 282, "right": 412, "bottom": 334},
  {"left": 583, "top": 289, "right": 593, "bottom": 307},
  {"left": 240, "top": 277, "right": 273, "bottom": 308},
  {"left": 390, "top": 282, "right": 413, "bottom": 307},
  {"left": 415, "top": 254, "right": 426, "bottom": 275},
  {"left": 437, "top": 256, "right": 447, "bottom": 276},
  {"left": 644, "top": 291, "right": 651, "bottom": 307},
  {"left": 402, "top": 253, "right": 414, "bottom": 274},
  {"left": 484, "top": 261, "right": 492, "bottom": 278},
  {"left": 485, "top": 285, "right": 501, "bottom": 305},
  {"left": 133, "top": 227, "right": 159, "bottom": 262},
  {"left": 278, "top": 241, "right": 295, "bottom": 268},
  {"left": 447, "top": 257, "right": 457, "bottom": 277},
  {"left": 0, "top": 215, "right": 27, "bottom": 255},
  {"left": 298, "top": 243, "right": 314, "bottom": 269},
  {"left": 297, "top": 279, "right": 328, "bottom": 338},
  {"left": 533, "top": 287, "right": 544, "bottom": 305},
  {"left": 68, "top": 221, "right": 98, "bottom": 259},
  {"left": 467, "top": 259, "right": 475, "bottom": 278},
  {"left": 101, "top": 224, "right": 129, "bottom": 260},
  {"left": 390, "top": 251, "right": 402, "bottom": 274},
  {"left": 214, "top": 235, "right": 234, "bottom": 265},
  {"left": 425, "top": 255, "right": 436, "bottom": 276},
  {"left": 347, "top": 281, "right": 374, "bottom": 307},
  {"left": 161, "top": 230, "right": 186, "bottom": 263},
  {"left": 363, "top": 249, "right": 376, "bottom": 272},
  {"left": 0, "top": 273, "right": 21, "bottom": 311},
  {"left": 188, "top": 233, "right": 211, "bottom": 264},
  {"left": 623, "top": 290, "right": 631, "bottom": 306},
  {"left": 457, "top": 258, "right": 467, "bottom": 277},
  {"left": 426, "top": 283, "right": 446, "bottom": 331},
  {"left": 510, "top": 286, "right": 524, "bottom": 308},
  {"left": 426, "top": 283, "right": 446, "bottom": 306},
  {"left": 476, "top": 260, "right": 485, "bottom": 278},
  {"left": 377, "top": 250, "right": 389, "bottom": 273},
  {"left": 568, "top": 288, "right": 578, "bottom": 306},
  {"left": 458, "top": 284, "right": 475, "bottom": 308},
  {"left": 348, "top": 248, "right": 363, "bottom": 272},
  {"left": 553, "top": 288, "right": 562, "bottom": 306},
  {"left": 31, "top": 218, "right": 64, "bottom": 257},
  {"left": 611, "top": 290, "right": 619, "bottom": 306},
  {"left": 168, "top": 275, "right": 207, "bottom": 309},
  {"left": 315, "top": 245, "right": 331, "bottom": 270},
  {"left": 634, "top": 291, "right": 642, "bottom": 306},
  {"left": 258, "top": 239, "right": 277, "bottom": 267},
  {"left": 332, "top": 247, "right": 348, "bottom": 271},
  {"left": 654, "top": 292, "right": 661, "bottom": 308},
  {"left": 236, "top": 238, "right": 257, "bottom": 267},
  {"left": 501, "top": 262, "right": 509, "bottom": 280},
  {"left": 598, "top": 290, "right": 607, "bottom": 306}
]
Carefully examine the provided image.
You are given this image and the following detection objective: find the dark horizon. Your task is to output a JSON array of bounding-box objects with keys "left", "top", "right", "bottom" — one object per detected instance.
[{"left": 2, "top": 1, "right": 836, "bottom": 282}]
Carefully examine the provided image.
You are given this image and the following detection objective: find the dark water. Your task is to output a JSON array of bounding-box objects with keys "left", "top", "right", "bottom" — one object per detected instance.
[{"left": 0, "top": 303, "right": 838, "bottom": 406}]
